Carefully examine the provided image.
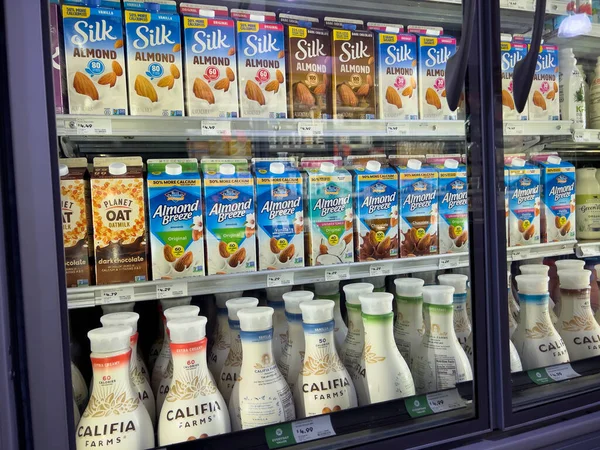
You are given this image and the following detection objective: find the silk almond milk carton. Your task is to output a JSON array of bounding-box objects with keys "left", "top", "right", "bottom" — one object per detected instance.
[
  {"left": 501, "top": 34, "right": 528, "bottom": 120},
  {"left": 181, "top": 4, "right": 239, "bottom": 118},
  {"left": 91, "top": 157, "right": 148, "bottom": 284},
  {"left": 253, "top": 158, "right": 304, "bottom": 270},
  {"left": 62, "top": 0, "right": 127, "bottom": 115},
  {"left": 201, "top": 159, "right": 256, "bottom": 274},
  {"left": 232, "top": 10, "right": 287, "bottom": 118},
  {"left": 325, "top": 17, "right": 376, "bottom": 119},
  {"left": 147, "top": 159, "right": 205, "bottom": 279},
  {"left": 506, "top": 157, "right": 541, "bottom": 246},
  {"left": 528, "top": 43, "right": 560, "bottom": 121}
]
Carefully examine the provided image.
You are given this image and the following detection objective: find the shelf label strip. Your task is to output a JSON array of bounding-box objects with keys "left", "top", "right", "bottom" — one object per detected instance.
[
  {"left": 325, "top": 267, "right": 350, "bottom": 282},
  {"left": 527, "top": 363, "right": 580, "bottom": 385},
  {"left": 71, "top": 118, "right": 112, "bottom": 135},
  {"left": 156, "top": 282, "right": 188, "bottom": 299},
  {"left": 267, "top": 272, "right": 295, "bottom": 287},
  {"left": 98, "top": 287, "right": 134, "bottom": 305}
]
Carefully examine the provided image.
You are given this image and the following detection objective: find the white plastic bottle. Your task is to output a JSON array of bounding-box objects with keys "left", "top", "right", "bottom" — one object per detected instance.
[
  {"left": 393, "top": 278, "right": 425, "bottom": 369},
  {"left": 235, "top": 307, "right": 295, "bottom": 430},
  {"left": 314, "top": 281, "right": 348, "bottom": 350},
  {"left": 101, "top": 312, "right": 156, "bottom": 426},
  {"left": 559, "top": 48, "right": 586, "bottom": 128},
  {"left": 554, "top": 260, "right": 586, "bottom": 317},
  {"left": 438, "top": 274, "right": 472, "bottom": 348},
  {"left": 71, "top": 361, "right": 88, "bottom": 414},
  {"left": 519, "top": 264, "right": 559, "bottom": 325},
  {"left": 512, "top": 275, "right": 569, "bottom": 370},
  {"left": 266, "top": 286, "right": 293, "bottom": 362},
  {"left": 77, "top": 326, "right": 154, "bottom": 450},
  {"left": 208, "top": 291, "right": 243, "bottom": 381},
  {"left": 412, "top": 286, "right": 473, "bottom": 394},
  {"left": 588, "top": 56, "right": 600, "bottom": 129},
  {"left": 576, "top": 168, "right": 600, "bottom": 240},
  {"left": 359, "top": 292, "right": 415, "bottom": 403},
  {"left": 158, "top": 316, "right": 230, "bottom": 444}
]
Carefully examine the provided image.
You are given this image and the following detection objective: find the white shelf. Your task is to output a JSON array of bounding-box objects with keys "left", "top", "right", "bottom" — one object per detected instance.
[
  {"left": 545, "top": 24, "right": 600, "bottom": 61},
  {"left": 575, "top": 240, "right": 600, "bottom": 258},
  {"left": 67, "top": 252, "right": 469, "bottom": 309},
  {"left": 507, "top": 240, "right": 577, "bottom": 262},
  {"left": 504, "top": 120, "right": 573, "bottom": 136}
]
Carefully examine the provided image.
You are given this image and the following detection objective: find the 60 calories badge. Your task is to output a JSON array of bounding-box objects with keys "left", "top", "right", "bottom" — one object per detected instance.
[
  {"left": 434, "top": 77, "right": 445, "bottom": 91},
  {"left": 204, "top": 66, "right": 220, "bottom": 82},
  {"left": 255, "top": 68, "right": 270, "bottom": 84}
]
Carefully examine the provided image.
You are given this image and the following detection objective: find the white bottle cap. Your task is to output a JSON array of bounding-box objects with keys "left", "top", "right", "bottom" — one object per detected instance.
[
  {"left": 343, "top": 283, "right": 374, "bottom": 305},
  {"left": 214, "top": 291, "right": 244, "bottom": 309},
  {"left": 88, "top": 325, "right": 133, "bottom": 354},
  {"left": 359, "top": 292, "right": 393, "bottom": 315},
  {"left": 165, "top": 163, "right": 182, "bottom": 176},
  {"left": 314, "top": 281, "right": 338, "bottom": 296},
  {"left": 168, "top": 316, "right": 208, "bottom": 344},
  {"left": 108, "top": 162, "right": 127, "bottom": 176},
  {"left": 160, "top": 296, "right": 192, "bottom": 310},
  {"left": 266, "top": 286, "right": 293, "bottom": 302},
  {"left": 282, "top": 291, "right": 314, "bottom": 314},
  {"left": 164, "top": 305, "right": 199, "bottom": 321},
  {"left": 555, "top": 260, "right": 585, "bottom": 272},
  {"left": 559, "top": 269, "right": 591, "bottom": 290},
  {"left": 395, "top": 278, "right": 425, "bottom": 297},
  {"left": 270, "top": 162, "right": 285, "bottom": 174},
  {"left": 226, "top": 297, "right": 259, "bottom": 321},
  {"left": 320, "top": 161, "right": 335, "bottom": 173},
  {"left": 219, "top": 163, "right": 236, "bottom": 175},
  {"left": 511, "top": 158, "right": 526, "bottom": 167},
  {"left": 546, "top": 155, "right": 562, "bottom": 165},
  {"left": 59, "top": 164, "right": 69, "bottom": 177},
  {"left": 444, "top": 159, "right": 459, "bottom": 169},
  {"left": 519, "top": 264, "right": 549, "bottom": 275},
  {"left": 515, "top": 275, "right": 549, "bottom": 294},
  {"left": 422, "top": 285, "right": 454, "bottom": 305},
  {"left": 366, "top": 160, "right": 381, "bottom": 172},
  {"left": 368, "top": 276, "right": 386, "bottom": 289},
  {"left": 100, "top": 312, "right": 140, "bottom": 333},
  {"left": 300, "top": 300, "right": 334, "bottom": 324},
  {"left": 438, "top": 274, "right": 468, "bottom": 294},
  {"left": 238, "top": 307, "right": 274, "bottom": 332},
  {"left": 407, "top": 159, "right": 422, "bottom": 170},
  {"left": 101, "top": 302, "right": 135, "bottom": 315}
]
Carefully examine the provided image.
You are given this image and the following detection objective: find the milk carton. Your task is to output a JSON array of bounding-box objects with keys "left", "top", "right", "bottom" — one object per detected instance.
[
  {"left": 506, "top": 158, "right": 541, "bottom": 246},
  {"left": 302, "top": 157, "right": 353, "bottom": 266},
  {"left": 147, "top": 159, "right": 205, "bottom": 280},
  {"left": 62, "top": 0, "right": 127, "bottom": 115},
  {"left": 397, "top": 159, "right": 438, "bottom": 257},
  {"left": 253, "top": 158, "right": 304, "bottom": 270},
  {"left": 408, "top": 26, "right": 457, "bottom": 120},
  {"left": 180, "top": 4, "right": 239, "bottom": 118},
  {"left": 349, "top": 157, "right": 399, "bottom": 261},
  {"left": 528, "top": 43, "right": 560, "bottom": 121},
  {"left": 368, "top": 23, "right": 418, "bottom": 120},
  {"left": 50, "top": 0, "right": 67, "bottom": 114},
  {"left": 501, "top": 34, "right": 528, "bottom": 120},
  {"left": 91, "top": 157, "right": 147, "bottom": 284},
  {"left": 232, "top": 10, "right": 287, "bottom": 118},
  {"left": 201, "top": 159, "right": 256, "bottom": 274},
  {"left": 124, "top": 0, "right": 184, "bottom": 116}
]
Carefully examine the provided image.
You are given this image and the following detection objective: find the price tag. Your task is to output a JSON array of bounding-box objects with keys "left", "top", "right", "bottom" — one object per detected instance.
[
  {"left": 297, "top": 122, "right": 323, "bottom": 137},
  {"left": 156, "top": 282, "right": 188, "bottom": 299},
  {"left": 386, "top": 122, "right": 409, "bottom": 136},
  {"left": 267, "top": 272, "right": 295, "bottom": 287},
  {"left": 404, "top": 389, "right": 465, "bottom": 418},
  {"left": 201, "top": 120, "right": 231, "bottom": 136},
  {"left": 72, "top": 118, "right": 112, "bottom": 135},
  {"left": 325, "top": 267, "right": 349, "bottom": 282},
  {"left": 439, "top": 256, "right": 460, "bottom": 269},
  {"left": 578, "top": 245, "right": 600, "bottom": 257},
  {"left": 510, "top": 248, "right": 531, "bottom": 261},
  {"left": 370, "top": 264, "right": 392, "bottom": 277},
  {"left": 546, "top": 363, "right": 580, "bottom": 382},
  {"left": 99, "top": 286, "right": 134, "bottom": 304},
  {"left": 573, "top": 132, "right": 588, "bottom": 143},
  {"left": 265, "top": 416, "right": 335, "bottom": 449},
  {"left": 505, "top": 122, "right": 524, "bottom": 135}
]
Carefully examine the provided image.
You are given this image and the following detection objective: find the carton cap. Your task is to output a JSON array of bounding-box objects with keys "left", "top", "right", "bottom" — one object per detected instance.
[
  {"left": 220, "top": 163, "right": 235, "bottom": 175},
  {"left": 226, "top": 297, "right": 259, "bottom": 320},
  {"left": 59, "top": 164, "right": 69, "bottom": 177},
  {"left": 164, "top": 305, "right": 199, "bottom": 321},
  {"left": 555, "top": 260, "right": 585, "bottom": 272},
  {"left": 360, "top": 292, "right": 393, "bottom": 315},
  {"left": 395, "top": 278, "right": 425, "bottom": 297},
  {"left": 215, "top": 291, "right": 244, "bottom": 309},
  {"left": 165, "top": 164, "right": 182, "bottom": 176},
  {"left": 101, "top": 302, "right": 135, "bottom": 315},
  {"left": 109, "top": 162, "right": 127, "bottom": 176},
  {"left": 515, "top": 275, "right": 549, "bottom": 294},
  {"left": 422, "top": 285, "right": 454, "bottom": 305},
  {"left": 547, "top": 155, "right": 562, "bottom": 165},
  {"left": 320, "top": 162, "right": 335, "bottom": 173},
  {"left": 511, "top": 158, "right": 526, "bottom": 167},
  {"left": 520, "top": 264, "right": 549, "bottom": 275},
  {"left": 314, "top": 281, "right": 339, "bottom": 295},
  {"left": 444, "top": 159, "right": 459, "bottom": 169},
  {"left": 407, "top": 159, "right": 422, "bottom": 170},
  {"left": 343, "top": 283, "right": 374, "bottom": 305},
  {"left": 199, "top": 9, "right": 216, "bottom": 18},
  {"left": 366, "top": 160, "right": 381, "bottom": 172},
  {"left": 559, "top": 270, "right": 590, "bottom": 290},
  {"left": 283, "top": 291, "right": 314, "bottom": 313},
  {"left": 160, "top": 296, "right": 192, "bottom": 310},
  {"left": 88, "top": 325, "right": 132, "bottom": 354},
  {"left": 438, "top": 274, "right": 468, "bottom": 294},
  {"left": 270, "top": 162, "right": 285, "bottom": 175},
  {"left": 300, "top": 300, "right": 334, "bottom": 324},
  {"left": 266, "top": 286, "right": 293, "bottom": 302},
  {"left": 168, "top": 316, "right": 208, "bottom": 343},
  {"left": 100, "top": 312, "right": 140, "bottom": 334},
  {"left": 238, "top": 307, "right": 274, "bottom": 331}
]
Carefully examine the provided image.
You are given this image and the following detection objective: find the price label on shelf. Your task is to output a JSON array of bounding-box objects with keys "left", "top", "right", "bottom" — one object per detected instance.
[
  {"left": 99, "top": 286, "right": 134, "bottom": 304},
  {"left": 156, "top": 282, "right": 188, "bottom": 299},
  {"left": 505, "top": 122, "right": 524, "bottom": 135},
  {"left": 298, "top": 122, "right": 323, "bottom": 137},
  {"left": 386, "top": 122, "right": 409, "bottom": 136},
  {"left": 369, "top": 264, "right": 392, "bottom": 277},
  {"left": 267, "top": 272, "right": 294, "bottom": 287},
  {"left": 527, "top": 364, "right": 579, "bottom": 385},
  {"left": 578, "top": 245, "right": 600, "bottom": 258},
  {"left": 201, "top": 120, "right": 231, "bottom": 136},
  {"left": 265, "top": 416, "right": 335, "bottom": 449},
  {"left": 510, "top": 248, "right": 530, "bottom": 261},
  {"left": 325, "top": 267, "right": 350, "bottom": 282},
  {"left": 439, "top": 256, "right": 461, "bottom": 269},
  {"left": 404, "top": 389, "right": 465, "bottom": 418},
  {"left": 72, "top": 118, "right": 112, "bottom": 135}
]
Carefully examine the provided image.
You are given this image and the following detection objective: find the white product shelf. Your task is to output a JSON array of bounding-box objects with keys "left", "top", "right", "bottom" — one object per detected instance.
[
  {"left": 545, "top": 24, "right": 600, "bottom": 61},
  {"left": 66, "top": 252, "right": 469, "bottom": 309},
  {"left": 504, "top": 120, "right": 573, "bottom": 136},
  {"left": 575, "top": 240, "right": 600, "bottom": 258},
  {"left": 507, "top": 240, "right": 577, "bottom": 262}
]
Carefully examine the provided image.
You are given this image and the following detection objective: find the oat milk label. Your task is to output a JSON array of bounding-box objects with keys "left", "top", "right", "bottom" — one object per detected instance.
[
  {"left": 501, "top": 38, "right": 528, "bottom": 120},
  {"left": 507, "top": 162, "right": 541, "bottom": 246},
  {"left": 436, "top": 163, "right": 469, "bottom": 254},
  {"left": 536, "top": 158, "right": 575, "bottom": 243}
]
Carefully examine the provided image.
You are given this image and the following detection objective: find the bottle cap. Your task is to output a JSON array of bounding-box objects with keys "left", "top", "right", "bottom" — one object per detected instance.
[
  {"left": 343, "top": 283, "right": 374, "bottom": 305},
  {"left": 515, "top": 275, "right": 549, "bottom": 294},
  {"left": 283, "top": 291, "right": 314, "bottom": 314},
  {"left": 101, "top": 302, "right": 135, "bottom": 315},
  {"left": 555, "top": 259, "right": 585, "bottom": 272},
  {"left": 559, "top": 269, "right": 591, "bottom": 289},
  {"left": 59, "top": 164, "right": 69, "bottom": 177},
  {"left": 160, "top": 296, "right": 192, "bottom": 310},
  {"left": 300, "top": 300, "right": 334, "bottom": 324},
  {"left": 266, "top": 286, "right": 293, "bottom": 302},
  {"left": 168, "top": 316, "right": 208, "bottom": 344},
  {"left": 320, "top": 162, "right": 335, "bottom": 173},
  {"left": 164, "top": 305, "right": 199, "bottom": 321},
  {"left": 219, "top": 163, "right": 235, "bottom": 175},
  {"left": 444, "top": 159, "right": 459, "bottom": 169},
  {"left": 395, "top": 278, "right": 425, "bottom": 297},
  {"left": 88, "top": 325, "right": 132, "bottom": 354},
  {"left": 270, "top": 162, "right": 285, "bottom": 175},
  {"left": 238, "top": 307, "right": 274, "bottom": 332},
  {"left": 108, "top": 162, "right": 127, "bottom": 176},
  {"left": 438, "top": 274, "right": 468, "bottom": 294},
  {"left": 546, "top": 155, "right": 562, "bottom": 165},
  {"left": 100, "top": 312, "right": 140, "bottom": 334},
  {"left": 422, "top": 285, "right": 454, "bottom": 305},
  {"left": 226, "top": 297, "right": 259, "bottom": 321},
  {"left": 519, "top": 264, "right": 549, "bottom": 275},
  {"left": 407, "top": 159, "right": 422, "bottom": 170},
  {"left": 165, "top": 163, "right": 182, "bottom": 176},
  {"left": 367, "top": 276, "right": 386, "bottom": 289},
  {"left": 359, "top": 292, "right": 393, "bottom": 315},
  {"left": 511, "top": 158, "right": 526, "bottom": 167},
  {"left": 314, "top": 281, "right": 338, "bottom": 296},
  {"left": 366, "top": 160, "right": 381, "bottom": 172},
  {"left": 214, "top": 291, "right": 244, "bottom": 309}
]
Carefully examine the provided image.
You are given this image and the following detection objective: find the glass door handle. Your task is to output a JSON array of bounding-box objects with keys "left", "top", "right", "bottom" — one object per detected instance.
[
  {"left": 512, "top": 0, "right": 547, "bottom": 113},
  {"left": 445, "top": 0, "right": 477, "bottom": 111}
]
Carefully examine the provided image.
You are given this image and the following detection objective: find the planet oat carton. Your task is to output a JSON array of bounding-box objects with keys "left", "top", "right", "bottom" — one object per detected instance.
[
  {"left": 147, "top": 159, "right": 205, "bottom": 279},
  {"left": 506, "top": 157, "right": 541, "bottom": 246},
  {"left": 501, "top": 34, "right": 528, "bottom": 120},
  {"left": 124, "top": 0, "right": 184, "bottom": 116},
  {"left": 180, "top": 4, "right": 239, "bottom": 118},
  {"left": 201, "top": 159, "right": 256, "bottom": 274},
  {"left": 62, "top": 0, "right": 127, "bottom": 115}
]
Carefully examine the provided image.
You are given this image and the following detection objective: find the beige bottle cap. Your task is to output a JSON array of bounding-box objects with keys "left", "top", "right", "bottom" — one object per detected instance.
[
  {"left": 422, "top": 285, "right": 454, "bottom": 305},
  {"left": 168, "top": 316, "right": 208, "bottom": 344},
  {"left": 343, "top": 283, "right": 374, "bottom": 305},
  {"left": 438, "top": 274, "right": 468, "bottom": 294},
  {"left": 59, "top": 164, "right": 69, "bottom": 177},
  {"left": 444, "top": 159, "right": 459, "bottom": 169},
  {"left": 366, "top": 160, "right": 381, "bottom": 172},
  {"left": 165, "top": 163, "right": 182, "bottom": 176},
  {"left": 367, "top": 276, "right": 386, "bottom": 289},
  {"left": 519, "top": 264, "right": 549, "bottom": 275},
  {"left": 266, "top": 286, "right": 293, "bottom": 302},
  {"left": 270, "top": 162, "right": 285, "bottom": 174},
  {"left": 314, "top": 281, "right": 338, "bottom": 296},
  {"left": 407, "top": 159, "right": 422, "bottom": 170},
  {"left": 215, "top": 291, "right": 244, "bottom": 309},
  {"left": 108, "top": 162, "right": 127, "bottom": 176},
  {"left": 559, "top": 270, "right": 590, "bottom": 290},
  {"left": 283, "top": 291, "right": 314, "bottom": 314},
  {"left": 88, "top": 325, "right": 133, "bottom": 353},
  {"left": 394, "top": 278, "right": 425, "bottom": 297},
  {"left": 555, "top": 260, "right": 585, "bottom": 272},
  {"left": 320, "top": 162, "right": 335, "bottom": 173},
  {"left": 220, "top": 163, "right": 236, "bottom": 175},
  {"left": 515, "top": 275, "right": 549, "bottom": 294},
  {"left": 226, "top": 297, "right": 259, "bottom": 321},
  {"left": 164, "top": 305, "right": 199, "bottom": 321},
  {"left": 360, "top": 292, "right": 393, "bottom": 315},
  {"left": 238, "top": 307, "right": 274, "bottom": 331},
  {"left": 160, "top": 296, "right": 192, "bottom": 310},
  {"left": 100, "top": 312, "right": 140, "bottom": 333},
  {"left": 300, "top": 300, "right": 334, "bottom": 324},
  {"left": 101, "top": 302, "right": 135, "bottom": 315},
  {"left": 547, "top": 155, "right": 562, "bottom": 165}
]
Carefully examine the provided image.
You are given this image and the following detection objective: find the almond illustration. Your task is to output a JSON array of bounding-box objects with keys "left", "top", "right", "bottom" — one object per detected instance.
[
  {"left": 112, "top": 60, "right": 123, "bottom": 77},
  {"left": 192, "top": 229, "right": 202, "bottom": 241},
  {"left": 554, "top": 81, "right": 558, "bottom": 92},
  {"left": 368, "top": 56, "right": 374, "bottom": 65},
  {"left": 425, "top": 88, "right": 442, "bottom": 110},
  {"left": 518, "top": 219, "right": 525, "bottom": 232},
  {"left": 228, "top": 47, "right": 236, "bottom": 56},
  {"left": 265, "top": 80, "right": 280, "bottom": 93},
  {"left": 277, "top": 50, "right": 285, "bottom": 59},
  {"left": 502, "top": 89, "right": 515, "bottom": 110},
  {"left": 343, "top": 233, "right": 352, "bottom": 245},
  {"left": 114, "top": 39, "right": 123, "bottom": 49},
  {"left": 226, "top": 67, "right": 235, "bottom": 82},
  {"left": 401, "top": 86, "right": 413, "bottom": 97},
  {"left": 214, "top": 77, "right": 230, "bottom": 92},
  {"left": 377, "top": 236, "right": 391, "bottom": 254},
  {"left": 555, "top": 216, "right": 562, "bottom": 228},
  {"left": 172, "top": 43, "right": 181, "bottom": 52},
  {"left": 193, "top": 78, "right": 215, "bottom": 104},
  {"left": 157, "top": 75, "right": 175, "bottom": 90},
  {"left": 386, "top": 86, "right": 402, "bottom": 108},
  {"left": 332, "top": 405, "right": 341, "bottom": 412},
  {"left": 279, "top": 244, "right": 295, "bottom": 263},
  {"left": 170, "top": 64, "right": 180, "bottom": 79},
  {"left": 417, "top": 234, "right": 432, "bottom": 252},
  {"left": 560, "top": 221, "right": 571, "bottom": 236},
  {"left": 322, "top": 407, "right": 332, "bottom": 414},
  {"left": 367, "top": 74, "right": 373, "bottom": 87},
  {"left": 270, "top": 237, "right": 281, "bottom": 254},
  {"left": 73, "top": 71, "right": 99, "bottom": 100},
  {"left": 163, "top": 245, "right": 176, "bottom": 262},
  {"left": 455, "top": 230, "right": 468, "bottom": 247},
  {"left": 338, "top": 83, "right": 358, "bottom": 107},
  {"left": 533, "top": 91, "right": 547, "bottom": 110},
  {"left": 449, "top": 225, "right": 457, "bottom": 239},
  {"left": 246, "top": 80, "right": 265, "bottom": 106},
  {"left": 98, "top": 71, "right": 117, "bottom": 87},
  {"left": 135, "top": 75, "right": 158, "bottom": 102},
  {"left": 523, "top": 224, "right": 535, "bottom": 240},
  {"left": 441, "top": 89, "right": 447, "bottom": 98},
  {"left": 356, "top": 84, "right": 369, "bottom": 96},
  {"left": 546, "top": 90, "right": 555, "bottom": 100},
  {"left": 314, "top": 83, "right": 326, "bottom": 95},
  {"left": 411, "top": 77, "right": 416, "bottom": 89},
  {"left": 228, "top": 247, "right": 246, "bottom": 268},
  {"left": 276, "top": 69, "right": 284, "bottom": 83},
  {"left": 319, "top": 244, "right": 328, "bottom": 255},
  {"left": 219, "top": 241, "right": 229, "bottom": 258},
  {"left": 174, "top": 251, "right": 193, "bottom": 272},
  {"left": 296, "top": 82, "right": 315, "bottom": 106}
]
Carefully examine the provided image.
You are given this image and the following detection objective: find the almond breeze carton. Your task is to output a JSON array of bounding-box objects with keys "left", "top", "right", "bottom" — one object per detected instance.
[
  {"left": 501, "top": 34, "right": 528, "bottom": 120},
  {"left": 506, "top": 157, "right": 541, "bottom": 246},
  {"left": 62, "top": 0, "right": 127, "bottom": 115},
  {"left": 528, "top": 43, "right": 560, "bottom": 121},
  {"left": 124, "top": 0, "right": 184, "bottom": 116},
  {"left": 232, "top": 10, "right": 287, "bottom": 118},
  {"left": 253, "top": 158, "right": 304, "bottom": 270},
  {"left": 147, "top": 159, "right": 205, "bottom": 280},
  {"left": 201, "top": 159, "right": 256, "bottom": 275},
  {"left": 180, "top": 4, "right": 239, "bottom": 118}
]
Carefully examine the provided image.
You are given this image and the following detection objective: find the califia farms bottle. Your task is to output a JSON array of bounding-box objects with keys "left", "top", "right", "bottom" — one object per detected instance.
[
  {"left": 438, "top": 274, "right": 471, "bottom": 349},
  {"left": 207, "top": 291, "right": 243, "bottom": 381},
  {"left": 266, "top": 286, "right": 293, "bottom": 362},
  {"left": 393, "top": 278, "right": 425, "bottom": 370},
  {"left": 314, "top": 281, "right": 348, "bottom": 350}
]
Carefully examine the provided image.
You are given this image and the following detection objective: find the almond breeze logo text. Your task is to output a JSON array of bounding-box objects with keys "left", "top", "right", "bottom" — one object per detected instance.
[
  {"left": 442, "top": 181, "right": 468, "bottom": 209},
  {"left": 512, "top": 177, "right": 539, "bottom": 204},
  {"left": 361, "top": 191, "right": 397, "bottom": 214},
  {"left": 260, "top": 198, "right": 301, "bottom": 220},
  {"left": 209, "top": 199, "right": 252, "bottom": 223},
  {"left": 314, "top": 195, "right": 351, "bottom": 216}
]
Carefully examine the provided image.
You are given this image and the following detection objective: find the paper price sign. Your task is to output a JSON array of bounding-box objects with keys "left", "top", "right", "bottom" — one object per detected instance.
[
  {"left": 505, "top": 123, "right": 524, "bottom": 135},
  {"left": 386, "top": 123, "right": 409, "bottom": 135},
  {"left": 265, "top": 416, "right": 335, "bottom": 449},
  {"left": 325, "top": 267, "right": 349, "bottom": 282},
  {"left": 156, "top": 282, "right": 188, "bottom": 299},
  {"left": 510, "top": 248, "right": 530, "bottom": 261},
  {"left": 439, "top": 256, "right": 460, "bottom": 269},
  {"left": 578, "top": 245, "right": 600, "bottom": 257},
  {"left": 298, "top": 122, "right": 323, "bottom": 137},
  {"left": 405, "top": 389, "right": 465, "bottom": 418},
  {"left": 99, "top": 287, "right": 134, "bottom": 304},
  {"left": 72, "top": 118, "right": 112, "bottom": 136},
  {"left": 528, "top": 364, "right": 579, "bottom": 385},
  {"left": 370, "top": 264, "right": 392, "bottom": 277},
  {"left": 201, "top": 120, "right": 231, "bottom": 136},
  {"left": 267, "top": 272, "right": 294, "bottom": 287}
]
